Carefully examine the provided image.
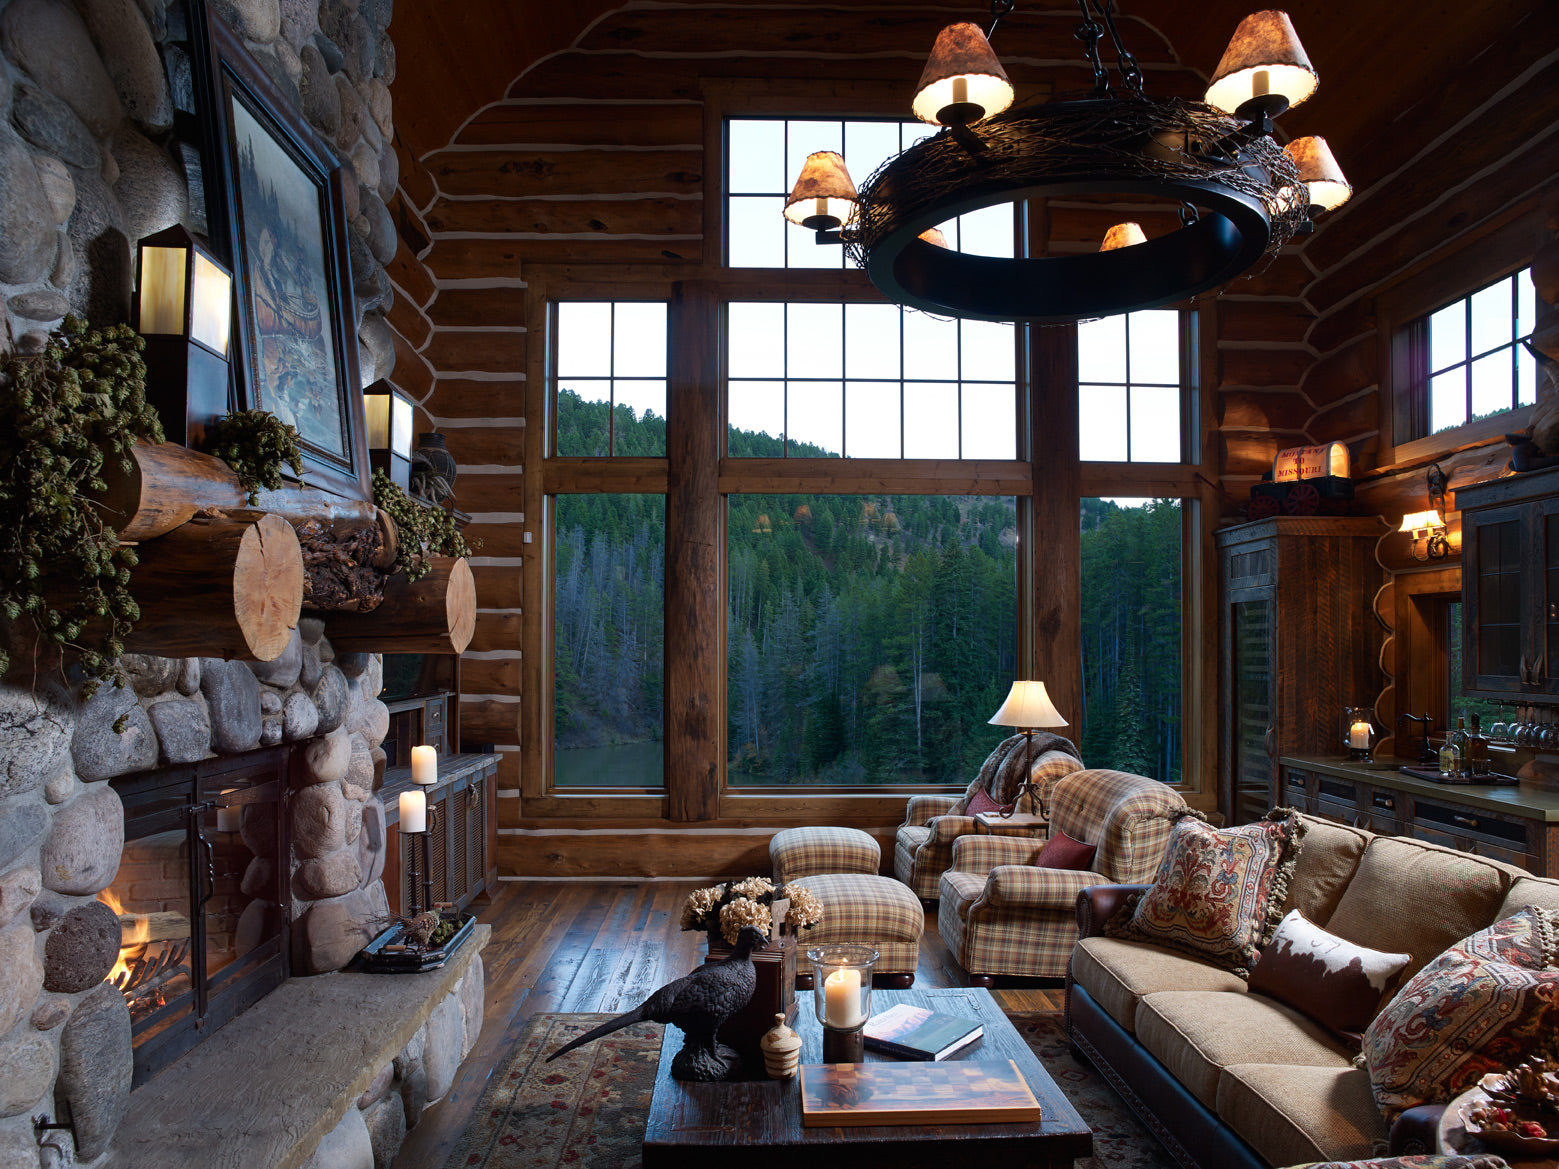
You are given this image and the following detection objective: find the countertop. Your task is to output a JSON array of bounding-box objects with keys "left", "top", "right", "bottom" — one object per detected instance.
[{"left": 1281, "top": 755, "right": 1559, "bottom": 822}]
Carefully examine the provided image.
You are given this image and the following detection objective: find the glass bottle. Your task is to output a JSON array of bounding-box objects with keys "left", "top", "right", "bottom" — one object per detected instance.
[
  {"left": 1438, "top": 720, "right": 1463, "bottom": 778},
  {"left": 1467, "top": 713, "right": 1491, "bottom": 778}
]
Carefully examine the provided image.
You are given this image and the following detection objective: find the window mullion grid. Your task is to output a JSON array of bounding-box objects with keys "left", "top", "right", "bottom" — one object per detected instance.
[
  {"left": 607, "top": 302, "right": 617, "bottom": 456},
  {"left": 1123, "top": 314, "right": 1135, "bottom": 463}
]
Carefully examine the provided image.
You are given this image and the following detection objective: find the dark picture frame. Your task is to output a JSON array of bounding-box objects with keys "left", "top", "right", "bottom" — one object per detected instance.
[{"left": 193, "top": 7, "right": 369, "bottom": 500}]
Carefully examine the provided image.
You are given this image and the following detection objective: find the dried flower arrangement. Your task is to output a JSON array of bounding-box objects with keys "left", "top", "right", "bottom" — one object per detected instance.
[{"left": 680, "top": 876, "right": 823, "bottom": 945}]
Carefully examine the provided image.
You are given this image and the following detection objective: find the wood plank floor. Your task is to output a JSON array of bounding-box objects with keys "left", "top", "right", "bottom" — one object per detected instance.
[{"left": 392, "top": 879, "right": 1066, "bottom": 1169}]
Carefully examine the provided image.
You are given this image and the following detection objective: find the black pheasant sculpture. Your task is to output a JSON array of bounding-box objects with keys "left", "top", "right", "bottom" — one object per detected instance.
[{"left": 545, "top": 924, "right": 765, "bottom": 1081}]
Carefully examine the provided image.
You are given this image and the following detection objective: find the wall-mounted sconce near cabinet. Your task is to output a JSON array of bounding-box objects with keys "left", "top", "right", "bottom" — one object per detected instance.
[
  {"left": 364, "top": 380, "right": 414, "bottom": 490},
  {"left": 133, "top": 225, "right": 233, "bottom": 448},
  {"left": 1400, "top": 462, "right": 1450, "bottom": 561}
]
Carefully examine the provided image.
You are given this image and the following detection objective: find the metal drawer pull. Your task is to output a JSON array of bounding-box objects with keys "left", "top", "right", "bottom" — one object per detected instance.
[
  {"left": 1353, "top": 815, "right": 1369, "bottom": 830},
  {"left": 1373, "top": 796, "right": 1394, "bottom": 810},
  {"left": 1452, "top": 814, "right": 1479, "bottom": 829},
  {"left": 1521, "top": 655, "right": 1532, "bottom": 685}
]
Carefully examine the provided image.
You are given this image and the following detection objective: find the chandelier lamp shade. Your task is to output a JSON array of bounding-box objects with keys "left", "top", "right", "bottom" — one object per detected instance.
[{"left": 783, "top": 0, "right": 1352, "bottom": 324}]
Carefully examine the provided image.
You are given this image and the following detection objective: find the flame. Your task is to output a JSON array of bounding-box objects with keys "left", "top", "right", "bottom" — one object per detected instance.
[{"left": 98, "top": 888, "right": 151, "bottom": 984}]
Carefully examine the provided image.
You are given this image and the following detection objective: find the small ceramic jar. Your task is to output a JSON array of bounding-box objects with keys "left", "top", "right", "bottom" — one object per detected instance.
[{"left": 760, "top": 1013, "right": 801, "bottom": 1079}]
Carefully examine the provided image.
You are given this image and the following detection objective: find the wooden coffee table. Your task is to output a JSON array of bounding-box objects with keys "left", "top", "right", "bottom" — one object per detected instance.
[{"left": 642, "top": 986, "right": 1093, "bottom": 1169}]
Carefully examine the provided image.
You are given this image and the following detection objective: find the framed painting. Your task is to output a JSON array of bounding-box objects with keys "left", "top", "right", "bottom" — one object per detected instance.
[{"left": 195, "top": 8, "right": 369, "bottom": 500}]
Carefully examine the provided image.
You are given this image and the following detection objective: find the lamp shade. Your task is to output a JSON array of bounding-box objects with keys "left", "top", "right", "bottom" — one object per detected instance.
[
  {"left": 912, "top": 22, "right": 1014, "bottom": 127},
  {"left": 364, "top": 379, "right": 414, "bottom": 490},
  {"left": 1100, "top": 222, "right": 1148, "bottom": 251},
  {"left": 1399, "top": 510, "right": 1446, "bottom": 536},
  {"left": 1204, "top": 10, "right": 1318, "bottom": 117},
  {"left": 783, "top": 151, "right": 859, "bottom": 230},
  {"left": 135, "top": 225, "right": 233, "bottom": 356},
  {"left": 989, "top": 680, "right": 1067, "bottom": 729},
  {"left": 1283, "top": 136, "right": 1351, "bottom": 211},
  {"left": 918, "top": 226, "right": 949, "bottom": 248}
]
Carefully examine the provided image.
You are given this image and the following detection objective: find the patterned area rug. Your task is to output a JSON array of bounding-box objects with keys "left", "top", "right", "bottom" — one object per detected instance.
[{"left": 445, "top": 1011, "right": 1175, "bottom": 1169}]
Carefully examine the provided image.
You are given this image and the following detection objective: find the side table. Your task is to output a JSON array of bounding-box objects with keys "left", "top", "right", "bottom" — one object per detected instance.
[{"left": 973, "top": 811, "right": 1050, "bottom": 840}]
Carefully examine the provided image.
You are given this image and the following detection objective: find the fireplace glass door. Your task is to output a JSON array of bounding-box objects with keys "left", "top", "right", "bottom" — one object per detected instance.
[{"left": 102, "top": 747, "right": 290, "bottom": 1086}]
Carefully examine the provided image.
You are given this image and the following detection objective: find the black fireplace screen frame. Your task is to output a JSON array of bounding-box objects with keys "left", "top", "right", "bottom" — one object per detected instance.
[{"left": 108, "top": 746, "right": 291, "bottom": 1086}]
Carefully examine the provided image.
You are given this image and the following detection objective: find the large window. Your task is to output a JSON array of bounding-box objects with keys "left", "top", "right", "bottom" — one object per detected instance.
[
  {"left": 1078, "top": 311, "right": 1183, "bottom": 463},
  {"left": 1080, "top": 498, "right": 1183, "bottom": 782},
  {"left": 554, "top": 301, "right": 667, "bottom": 456},
  {"left": 1414, "top": 267, "right": 1536, "bottom": 438},
  {"left": 728, "top": 493, "right": 1018, "bottom": 785},
  {"left": 727, "top": 117, "right": 1014, "bottom": 268},
  {"left": 551, "top": 302, "right": 668, "bottom": 788},
  {"left": 727, "top": 303, "right": 1016, "bottom": 459}
]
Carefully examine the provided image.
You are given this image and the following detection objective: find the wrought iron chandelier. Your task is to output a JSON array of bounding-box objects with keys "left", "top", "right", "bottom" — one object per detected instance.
[{"left": 783, "top": 2, "right": 1353, "bottom": 324}]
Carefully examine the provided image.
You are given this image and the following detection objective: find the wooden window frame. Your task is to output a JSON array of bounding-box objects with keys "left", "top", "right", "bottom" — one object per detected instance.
[{"left": 1376, "top": 205, "right": 1545, "bottom": 467}]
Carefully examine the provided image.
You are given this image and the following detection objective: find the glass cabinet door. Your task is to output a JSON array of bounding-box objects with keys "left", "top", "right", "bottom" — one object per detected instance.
[
  {"left": 1464, "top": 507, "right": 1526, "bottom": 694},
  {"left": 1231, "top": 598, "right": 1274, "bottom": 825}
]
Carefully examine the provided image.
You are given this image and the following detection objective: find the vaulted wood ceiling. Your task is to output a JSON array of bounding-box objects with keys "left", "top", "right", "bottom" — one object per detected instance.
[{"left": 391, "top": 1, "right": 1552, "bottom": 187}]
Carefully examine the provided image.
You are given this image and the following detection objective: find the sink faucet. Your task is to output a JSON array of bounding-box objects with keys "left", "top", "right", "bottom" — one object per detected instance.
[{"left": 1397, "top": 713, "right": 1436, "bottom": 765}]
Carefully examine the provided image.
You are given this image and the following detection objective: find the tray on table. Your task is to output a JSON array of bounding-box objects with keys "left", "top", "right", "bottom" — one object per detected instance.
[{"left": 358, "top": 911, "right": 476, "bottom": 973}]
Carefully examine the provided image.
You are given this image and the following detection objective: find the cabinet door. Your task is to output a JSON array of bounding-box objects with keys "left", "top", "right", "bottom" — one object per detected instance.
[
  {"left": 1538, "top": 504, "right": 1559, "bottom": 695},
  {"left": 1463, "top": 503, "right": 1527, "bottom": 695},
  {"left": 1231, "top": 598, "right": 1275, "bottom": 824}
]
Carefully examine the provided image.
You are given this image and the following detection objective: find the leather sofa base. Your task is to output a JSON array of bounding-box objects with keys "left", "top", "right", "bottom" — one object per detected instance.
[{"left": 1067, "top": 983, "right": 1268, "bottom": 1169}]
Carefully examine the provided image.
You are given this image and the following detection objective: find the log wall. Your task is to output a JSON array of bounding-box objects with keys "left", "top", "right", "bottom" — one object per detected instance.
[{"left": 380, "top": 1, "right": 1559, "bottom": 872}]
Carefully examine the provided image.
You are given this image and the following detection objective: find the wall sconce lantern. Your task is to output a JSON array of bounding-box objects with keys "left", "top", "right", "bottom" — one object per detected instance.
[
  {"left": 1400, "top": 462, "right": 1450, "bottom": 561},
  {"left": 133, "top": 225, "right": 233, "bottom": 447},
  {"left": 363, "top": 379, "right": 414, "bottom": 490}
]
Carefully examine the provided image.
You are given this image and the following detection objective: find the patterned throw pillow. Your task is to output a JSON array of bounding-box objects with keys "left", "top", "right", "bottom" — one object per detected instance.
[
  {"left": 965, "top": 785, "right": 1004, "bottom": 816},
  {"left": 1361, "top": 905, "right": 1559, "bottom": 1122},
  {"left": 1248, "top": 909, "right": 1411, "bottom": 1034},
  {"left": 1105, "top": 808, "right": 1305, "bottom": 978}
]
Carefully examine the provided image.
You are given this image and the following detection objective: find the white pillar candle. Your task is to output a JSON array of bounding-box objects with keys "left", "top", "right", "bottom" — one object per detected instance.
[
  {"left": 215, "top": 790, "right": 240, "bottom": 834},
  {"left": 823, "top": 967, "right": 862, "bottom": 1028},
  {"left": 411, "top": 745, "right": 438, "bottom": 785},
  {"left": 1349, "top": 720, "right": 1371, "bottom": 750},
  {"left": 399, "top": 789, "right": 427, "bottom": 834}
]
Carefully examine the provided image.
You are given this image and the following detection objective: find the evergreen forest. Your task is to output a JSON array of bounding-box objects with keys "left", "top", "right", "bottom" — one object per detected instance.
[{"left": 553, "top": 388, "right": 1183, "bottom": 787}]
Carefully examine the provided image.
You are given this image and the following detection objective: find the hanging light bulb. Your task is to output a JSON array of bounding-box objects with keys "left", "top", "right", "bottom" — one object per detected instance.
[
  {"left": 783, "top": 151, "right": 859, "bottom": 231},
  {"left": 1284, "top": 136, "right": 1352, "bottom": 211},
  {"left": 1205, "top": 10, "right": 1318, "bottom": 123},
  {"left": 1099, "top": 222, "right": 1147, "bottom": 251},
  {"left": 912, "top": 22, "right": 1014, "bottom": 127}
]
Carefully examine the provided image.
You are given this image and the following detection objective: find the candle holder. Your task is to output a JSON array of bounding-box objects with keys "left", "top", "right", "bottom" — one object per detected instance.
[
  {"left": 807, "top": 944, "right": 878, "bottom": 1063},
  {"left": 1342, "top": 706, "right": 1378, "bottom": 761}
]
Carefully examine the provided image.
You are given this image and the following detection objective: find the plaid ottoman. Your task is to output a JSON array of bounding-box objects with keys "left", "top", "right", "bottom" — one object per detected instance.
[
  {"left": 770, "top": 826, "right": 880, "bottom": 885},
  {"left": 789, "top": 872, "right": 924, "bottom": 989}
]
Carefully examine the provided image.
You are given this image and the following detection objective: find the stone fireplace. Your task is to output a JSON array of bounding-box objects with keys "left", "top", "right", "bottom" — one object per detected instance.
[{"left": 1, "top": 627, "right": 486, "bottom": 1168}]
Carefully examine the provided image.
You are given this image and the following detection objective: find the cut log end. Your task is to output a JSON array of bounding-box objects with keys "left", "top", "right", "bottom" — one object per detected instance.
[
  {"left": 233, "top": 514, "right": 305, "bottom": 660},
  {"left": 447, "top": 557, "right": 477, "bottom": 654}
]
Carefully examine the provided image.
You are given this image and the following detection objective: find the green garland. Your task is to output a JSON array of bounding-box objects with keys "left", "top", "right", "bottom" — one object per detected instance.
[
  {"left": 206, "top": 409, "right": 305, "bottom": 504},
  {"left": 373, "top": 470, "right": 474, "bottom": 581},
  {"left": 0, "top": 316, "right": 164, "bottom": 693}
]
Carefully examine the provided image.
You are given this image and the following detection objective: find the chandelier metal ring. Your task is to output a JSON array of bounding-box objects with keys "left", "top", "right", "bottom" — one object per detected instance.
[{"left": 843, "top": 97, "right": 1307, "bottom": 323}]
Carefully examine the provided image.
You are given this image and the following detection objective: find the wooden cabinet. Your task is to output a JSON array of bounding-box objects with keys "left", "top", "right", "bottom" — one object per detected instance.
[
  {"left": 384, "top": 753, "right": 499, "bottom": 915},
  {"left": 1218, "top": 518, "right": 1385, "bottom": 825},
  {"left": 1282, "top": 757, "right": 1559, "bottom": 878},
  {"left": 1456, "top": 465, "right": 1559, "bottom": 698}
]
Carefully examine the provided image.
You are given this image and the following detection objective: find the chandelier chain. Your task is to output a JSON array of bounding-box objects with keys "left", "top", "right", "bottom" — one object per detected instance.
[
  {"left": 1093, "top": 0, "right": 1145, "bottom": 97},
  {"left": 1072, "top": 0, "right": 1112, "bottom": 97},
  {"left": 986, "top": 0, "right": 1016, "bottom": 38}
]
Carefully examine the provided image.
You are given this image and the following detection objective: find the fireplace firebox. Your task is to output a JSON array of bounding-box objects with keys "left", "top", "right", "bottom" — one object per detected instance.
[{"left": 101, "top": 747, "right": 291, "bottom": 1086}]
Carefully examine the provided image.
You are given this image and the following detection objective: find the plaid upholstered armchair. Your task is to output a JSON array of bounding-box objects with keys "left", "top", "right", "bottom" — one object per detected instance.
[
  {"left": 936, "top": 768, "right": 1185, "bottom": 984},
  {"left": 892, "top": 735, "right": 1084, "bottom": 901}
]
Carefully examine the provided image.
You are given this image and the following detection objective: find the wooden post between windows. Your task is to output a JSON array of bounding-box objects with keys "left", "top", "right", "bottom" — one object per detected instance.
[
  {"left": 665, "top": 281, "right": 722, "bottom": 822},
  {"left": 1030, "top": 324, "right": 1083, "bottom": 738}
]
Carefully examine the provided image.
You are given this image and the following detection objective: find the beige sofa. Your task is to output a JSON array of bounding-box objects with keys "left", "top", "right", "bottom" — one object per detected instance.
[{"left": 1066, "top": 814, "right": 1559, "bottom": 1169}]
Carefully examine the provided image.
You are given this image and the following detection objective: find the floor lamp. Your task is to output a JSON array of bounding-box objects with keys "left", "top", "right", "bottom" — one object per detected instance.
[{"left": 988, "top": 681, "right": 1068, "bottom": 818}]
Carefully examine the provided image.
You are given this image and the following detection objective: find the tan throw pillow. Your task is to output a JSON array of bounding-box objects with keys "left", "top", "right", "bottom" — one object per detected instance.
[
  {"left": 1249, "top": 909, "right": 1411, "bottom": 1034},
  {"left": 1105, "top": 809, "right": 1306, "bottom": 978},
  {"left": 1361, "top": 905, "right": 1559, "bottom": 1122}
]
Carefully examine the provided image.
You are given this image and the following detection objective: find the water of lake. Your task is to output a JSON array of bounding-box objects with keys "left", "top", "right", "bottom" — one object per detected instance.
[{"left": 554, "top": 740, "right": 665, "bottom": 787}]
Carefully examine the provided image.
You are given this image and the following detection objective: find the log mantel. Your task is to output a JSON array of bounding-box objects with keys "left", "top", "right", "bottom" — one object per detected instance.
[{"left": 94, "top": 440, "right": 378, "bottom": 541}]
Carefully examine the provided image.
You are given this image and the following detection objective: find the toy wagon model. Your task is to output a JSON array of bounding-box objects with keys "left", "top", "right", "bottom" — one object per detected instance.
[{"left": 1247, "top": 442, "right": 1354, "bottom": 518}]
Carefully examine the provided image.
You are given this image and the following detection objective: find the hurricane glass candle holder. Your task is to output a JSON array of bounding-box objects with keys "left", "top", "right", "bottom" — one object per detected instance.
[
  {"left": 807, "top": 944, "right": 878, "bottom": 1062},
  {"left": 1342, "top": 706, "right": 1377, "bottom": 762}
]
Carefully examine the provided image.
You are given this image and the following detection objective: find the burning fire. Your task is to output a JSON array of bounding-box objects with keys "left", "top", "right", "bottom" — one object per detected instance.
[{"left": 98, "top": 888, "right": 151, "bottom": 984}]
